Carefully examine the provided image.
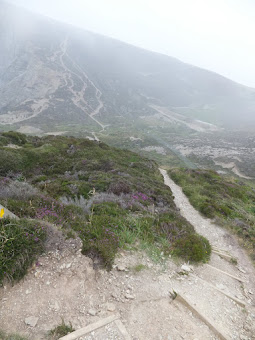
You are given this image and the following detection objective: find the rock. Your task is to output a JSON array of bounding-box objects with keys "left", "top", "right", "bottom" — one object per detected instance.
[
  {"left": 50, "top": 300, "right": 60, "bottom": 311},
  {"left": 181, "top": 264, "right": 192, "bottom": 272},
  {"left": 117, "top": 265, "right": 126, "bottom": 271},
  {"left": 88, "top": 309, "right": 97, "bottom": 316},
  {"left": 66, "top": 263, "right": 72, "bottom": 269},
  {"left": 106, "top": 303, "right": 116, "bottom": 312},
  {"left": 125, "top": 293, "right": 135, "bottom": 300},
  {"left": 25, "top": 316, "right": 39, "bottom": 327},
  {"left": 216, "top": 284, "right": 226, "bottom": 290}
]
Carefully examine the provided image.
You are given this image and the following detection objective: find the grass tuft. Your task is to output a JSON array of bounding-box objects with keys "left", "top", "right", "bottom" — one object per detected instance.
[
  {"left": 49, "top": 319, "right": 75, "bottom": 339},
  {"left": 0, "top": 218, "right": 46, "bottom": 284}
]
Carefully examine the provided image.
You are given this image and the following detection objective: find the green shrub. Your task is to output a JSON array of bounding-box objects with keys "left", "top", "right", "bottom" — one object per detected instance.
[
  {"left": 0, "top": 218, "right": 46, "bottom": 284},
  {"left": 173, "top": 234, "right": 211, "bottom": 262},
  {"left": 92, "top": 202, "right": 127, "bottom": 217},
  {"left": 2, "top": 131, "right": 27, "bottom": 145},
  {"left": 81, "top": 222, "right": 119, "bottom": 270},
  {"left": 0, "top": 150, "right": 23, "bottom": 176}
]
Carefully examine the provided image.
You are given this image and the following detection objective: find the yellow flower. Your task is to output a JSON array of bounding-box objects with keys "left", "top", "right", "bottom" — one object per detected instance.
[{"left": 0, "top": 208, "right": 5, "bottom": 218}]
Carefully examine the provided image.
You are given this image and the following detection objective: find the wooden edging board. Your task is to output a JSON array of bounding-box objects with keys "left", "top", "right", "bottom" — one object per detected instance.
[{"left": 59, "top": 314, "right": 119, "bottom": 340}]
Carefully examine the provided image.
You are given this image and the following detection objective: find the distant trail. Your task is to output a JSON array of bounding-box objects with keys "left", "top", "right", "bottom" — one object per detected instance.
[
  {"left": 58, "top": 37, "right": 107, "bottom": 130},
  {"left": 150, "top": 105, "right": 220, "bottom": 132}
]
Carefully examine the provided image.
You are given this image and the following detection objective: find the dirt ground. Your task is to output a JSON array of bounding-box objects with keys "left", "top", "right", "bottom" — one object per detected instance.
[{"left": 0, "top": 171, "right": 255, "bottom": 340}]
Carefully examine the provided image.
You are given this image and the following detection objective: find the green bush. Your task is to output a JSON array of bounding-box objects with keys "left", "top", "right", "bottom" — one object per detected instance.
[
  {"left": 81, "top": 221, "right": 119, "bottom": 270},
  {"left": 173, "top": 234, "right": 211, "bottom": 262},
  {"left": 0, "top": 218, "right": 46, "bottom": 284},
  {"left": 0, "top": 150, "right": 23, "bottom": 176},
  {"left": 2, "top": 131, "right": 27, "bottom": 145}
]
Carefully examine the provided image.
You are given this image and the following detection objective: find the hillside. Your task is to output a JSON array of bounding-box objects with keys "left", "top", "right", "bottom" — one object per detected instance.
[
  {"left": 1, "top": 0, "right": 255, "bottom": 132},
  {"left": 1, "top": 1, "right": 255, "bottom": 180},
  {"left": 1, "top": 134, "right": 255, "bottom": 339},
  {"left": 0, "top": 132, "right": 211, "bottom": 279}
]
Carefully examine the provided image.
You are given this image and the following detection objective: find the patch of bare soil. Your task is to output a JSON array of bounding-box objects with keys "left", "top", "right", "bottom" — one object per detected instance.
[{"left": 1, "top": 172, "right": 255, "bottom": 339}]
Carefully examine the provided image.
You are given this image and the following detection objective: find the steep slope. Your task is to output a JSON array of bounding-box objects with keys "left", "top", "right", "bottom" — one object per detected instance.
[{"left": 0, "top": 0, "right": 255, "bottom": 132}]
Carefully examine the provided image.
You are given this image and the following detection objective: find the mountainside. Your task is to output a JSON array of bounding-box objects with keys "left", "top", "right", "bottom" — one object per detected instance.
[
  {"left": 1, "top": 0, "right": 255, "bottom": 132},
  {"left": 1, "top": 1, "right": 255, "bottom": 181}
]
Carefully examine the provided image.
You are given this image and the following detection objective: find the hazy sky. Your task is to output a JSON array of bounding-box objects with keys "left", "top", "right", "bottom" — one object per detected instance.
[{"left": 8, "top": 0, "right": 255, "bottom": 87}]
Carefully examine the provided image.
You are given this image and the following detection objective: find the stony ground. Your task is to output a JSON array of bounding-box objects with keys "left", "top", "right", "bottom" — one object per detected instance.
[{"left": 0, "top": 171, "right": 255, "bottom": 340}]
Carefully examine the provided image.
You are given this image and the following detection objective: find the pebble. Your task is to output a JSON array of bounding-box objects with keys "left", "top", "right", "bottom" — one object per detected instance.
[
  {"left": 181, "top": 264, "right": 192, "bottom": 272},
  {"left": 88, "top": 309, "right": 97, "bottom": 316},
  {"left": 125, "top": 293, "right": 135, "bottom": 300},
  {"left": 117, "top": 265, "right": 126, "bottom": 271},
  {"left": 25, "top": 316, "right": 39, "bottom": 327},
  {"left": 106, "top": 303, "right": 116, "bottom": 312}
]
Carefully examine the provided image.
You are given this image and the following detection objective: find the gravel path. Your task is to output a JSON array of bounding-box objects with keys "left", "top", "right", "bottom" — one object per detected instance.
[{"left": 160, "top": 168, "right": 255, "bottom": 339}]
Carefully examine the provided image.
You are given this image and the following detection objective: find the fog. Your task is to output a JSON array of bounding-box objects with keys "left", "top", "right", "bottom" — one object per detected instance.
[{"left": 7, "top": 0, "right": 255, "bottom": 88}]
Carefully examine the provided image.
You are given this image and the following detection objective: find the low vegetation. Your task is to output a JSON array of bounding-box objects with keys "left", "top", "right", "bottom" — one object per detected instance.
[
  {"left": 49, "top": 319, "right": 75, "bottom": 339},
  {"left": 0, "top": 218, "right": 46, "bottom": 284},
  {"left": 0, "top": 132, "right": 211, "bottom": 283},
  {"left": 0, "top": 330, "right": 27, "bottom": 340},
  {"left": 169, "top": 168, "right": 255, "bottom": 260}
]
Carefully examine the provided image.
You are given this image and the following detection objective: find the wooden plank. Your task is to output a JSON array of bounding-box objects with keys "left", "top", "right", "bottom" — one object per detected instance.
[
  {"left": 212, "top": 250, "right": 237, "bottom": 262},
  {"left": 206, "top": 264, "right": 245, "bottom": 283},
  {"left": 175, "top": 292, "right": 230, "bottom": 340},
  {"left": 59, "top": 314, "right": 119, "bottom": 340},
  {"left": 115, "top": 319, "right": 132, "bottom": 340},
  {"left": 190, "top": 274, "right": 246, "bottom": 308}
]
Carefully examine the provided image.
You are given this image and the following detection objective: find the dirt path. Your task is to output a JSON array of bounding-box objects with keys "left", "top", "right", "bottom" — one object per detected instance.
[
  {"left": 159, "top": 168, "right": 255, "bottom": 339},
  {"left": 1, "top": 172, "right": 255, "bottom": 339},
  {"left": 58, "top": 38, "right": 107, "bottom": 131}
]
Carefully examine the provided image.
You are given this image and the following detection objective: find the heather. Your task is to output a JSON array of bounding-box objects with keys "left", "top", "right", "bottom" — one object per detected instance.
[{"left": 0, "top": 132, "right": 211, "bottom": 277}]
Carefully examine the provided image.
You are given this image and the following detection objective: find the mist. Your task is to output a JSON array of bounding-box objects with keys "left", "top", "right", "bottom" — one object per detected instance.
[{"left": 7, "top": 0, "right": 255, "bottom": 88}]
